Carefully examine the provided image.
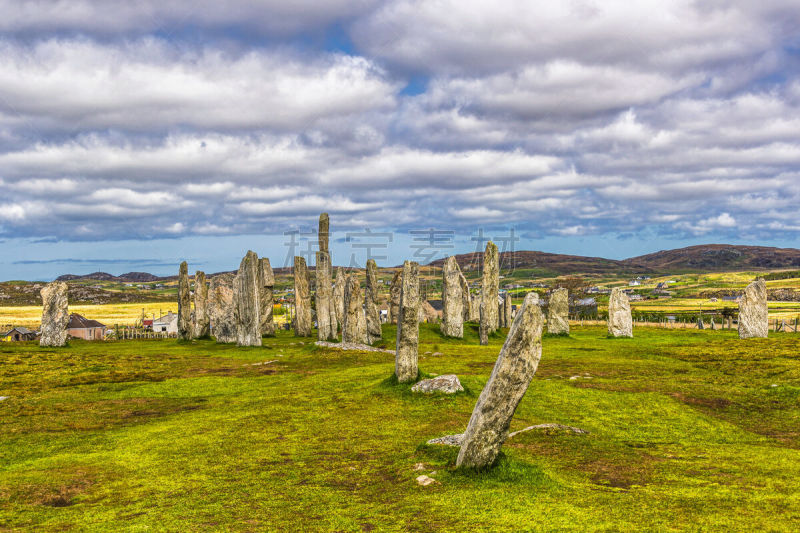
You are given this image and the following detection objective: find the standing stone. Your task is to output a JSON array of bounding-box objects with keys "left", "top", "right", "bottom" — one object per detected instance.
[
  {"left": 177, "top": 261, "right": 192, "bottom": 340},
  {"left": 342, "top": 273, "right": 367, "bottom": 344},
  {"left": 209, "top": 273, "right": 236, "bottom": 343},
  {"left": 233, "top": 251, "right": 262, "bottom": 346},
  {"left": 193, "top": 271, "right": 210, "bottom": 338},
  {"left": 607, "top": 287, "right": 633, "bottom": 338},
  {"left": 318, "top": 212, "right": 330, "bottom": 254},
  {"left": 470, "top": 297, "right": 479, "bottom": 323},
  {"left": 39, "top": 281, "right": 69, "bottom": 346},
  {"left": 738, "top": 279, "right": 768, "bottom": 339},
  {"left": 459, "top": 272, "right": 473, "bottom": 322},
  {"left": 365, "top": 259, "right": 382, "bottom": 343},
  {"left": 481, "top": 242, "right": 500, "bottom": 335},
  {"left": 293, "top": 256, "right": 312, "bottom": 337},
  {"left": 396, "top": 261, "right": 420, "bottom": 382},
  {"left": 441, "top": 256, "right": 464, "bottom": 338},
  {"left": 333, "top": 266, "right": 346, "bottom": 330},
  {"left": 479, "top": 301, "right": 488, "bottom": 346},
  {"left": 457, "top": 292, "right": 544, "bottom": 469},
  {"left": 547, "top": 287, "right": 569, "bottom": 335},
  {"left": 315, "top": 251, "right": 336, "bottom": 341},
  {"left": 503, "top": 293, "right": 513, "bottom": 329},
  {"left": 388, "top": 270, "right": 402, "bottom": 324},
  {"left": 259, "top": 258, "right": 275, "bottom": 337}
]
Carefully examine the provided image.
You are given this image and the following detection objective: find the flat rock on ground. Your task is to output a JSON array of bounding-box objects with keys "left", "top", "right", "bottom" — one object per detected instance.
[
  {"left": 428, "top": 423, "right": 587, "bottom": 446},
  {"left": 314, "top": 341, "right": 393, "bottom": 354},
  {"left": 411, "top": 374, "right": 464, "bottom": 394}
]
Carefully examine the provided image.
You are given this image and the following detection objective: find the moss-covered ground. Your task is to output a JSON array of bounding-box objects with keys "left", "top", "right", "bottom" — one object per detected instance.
[{"left": 1, "top": 324, "right": 799, "bottom": 531}]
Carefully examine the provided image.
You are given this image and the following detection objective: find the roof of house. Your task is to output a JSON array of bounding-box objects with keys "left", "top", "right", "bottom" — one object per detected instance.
[
  {"left": 154, "top": 312, "right": 177, "bottom": 323},
  {"left": 67, "top": 313, "right": 107, "bottom": 329}
]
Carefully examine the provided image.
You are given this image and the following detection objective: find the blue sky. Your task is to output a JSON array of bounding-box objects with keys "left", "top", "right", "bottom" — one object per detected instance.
[{"left": 1, "top": 1, "right": 800, "bottom": 280}]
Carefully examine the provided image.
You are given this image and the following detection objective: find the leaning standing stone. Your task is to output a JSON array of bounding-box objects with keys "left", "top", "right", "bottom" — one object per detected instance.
[
  {"left": 607, "top": 287, "right": 633, "bottom": 338},
  {"left": 233, "top": 251, "right": 262, "bottom": 346},
  {"left": 547, "top": 287, "right": 569, "bottom": 335},
  {"left": 333, "top": 266, "right": 346, "bottom": 330},
  {"left": 178, "top": 261, "right": 192, "bottom": 340},
  {"left": 209, "top": 273, "right": 236, "bottom": 343},
  {"left": 365, "top": 259, "right": 382, "bottom": 343},
  {"left": 396, "top": 261, "right": 420, "bottom": 383},
  {"left": 39, "top": 281, "right": 69, "bottom": 346},
  {"left": 738, "top": 279, "right": 768, "bottom": 339},
  {"left": 441, "top": 256, "right": 464, "bottom": 338},
  {"left": 389, "top": 270, "right": 402, "bottom": 324},
  {"left": 293, "top": 256, "right": 312, "bottom": 337},
  {"left": 457, "top": 292, "right": 544, "bottom": 469},
  {"left": 315, "top": 251, "right": 336, "bottom": 341},
  {"left": 343, "top": 273, "right": 368, "bottom": 344},
  {"left": 259, "top": 258, "right": 275, "bottom": 337},
  {"left": 481, "top": 241, "right": 500, "bottom": 334},
  {"left": 193, "top": 271, "right": 210, "bottom": 338}
]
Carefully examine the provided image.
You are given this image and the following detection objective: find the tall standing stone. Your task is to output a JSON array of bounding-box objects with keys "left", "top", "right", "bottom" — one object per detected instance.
[
  {"left": 333, "top": 266, "right": 346, "bottom": 330},
  {"left": 396, "top": 261, "right": 420, "bottom": 383},
  {"left": 293, "top": 256, "right": 312, "bottom": 337},
  {"left": 481, "top": 242, "right": 500, "bottom": 335},
  {"left": 365, "top": 259, "right": 382, "bottom": 343},
  {"left": 441, "top": 256, "right": 464, "bottom": 338},
  {"left": 479, "top": 301, "right": 488, "bottom": 346},
  {"left": 738, "top": 279, "right": 768, "bottom": 339},
  {"left": 233, "top": 251, "right": 262, "bottom": 346},
  {"left": 607, "top": 287, "right": 633, "bottom": 338},
  {"left": 318, "top": 212, "right": 330, "bottom": 254},
  {"left": 209, "top": 273, "right": 237, "bottom": 343},
  {"left": 39, "top": 281, "right": 69, "bottom": 347},
  {"left": 342, "top": 273, "right": 367, "bottom": 344},
  {"left": 459, "top": 272, "right": 473, "bottom": 322},
  {"left": 548, "top": 287, "right": 569, "bottom": 335},
  {"left": 503, "top": 293, "right": 513, "bottom": 328},
  {"left": 457, "top": 292, "right": 544, "bottom": 469},
  {"left": 316, "top": 251, "right": 336, "bottom": 341},
  {"left": 388, "top": 270, "right": 402, "bottom": 324},
  {"left": 193, "top": 271, "right": 209, "bottom": 338},
  {"left": 259, "top": 258, "right": 275, "bottom": 337},
  {"left": 177, "top": 261, "right": 192, "bottom": 340}
]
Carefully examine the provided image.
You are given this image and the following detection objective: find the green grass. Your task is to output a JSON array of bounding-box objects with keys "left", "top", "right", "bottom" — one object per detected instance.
[{"left": 1, "top": 325, "right": 799, "bottom": 531}]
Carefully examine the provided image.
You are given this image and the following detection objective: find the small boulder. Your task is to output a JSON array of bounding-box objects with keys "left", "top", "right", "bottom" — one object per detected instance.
[
  {"left": 411, "top": 374, "right": 464, "bottom": 394},
  {"left": 416, "top": 475, "right": 439, "bottom": 486}
]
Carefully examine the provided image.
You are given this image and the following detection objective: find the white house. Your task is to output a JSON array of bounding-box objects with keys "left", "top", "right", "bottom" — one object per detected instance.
[{"left": 152, "top": 312, "right": 178, "bottom": 334}]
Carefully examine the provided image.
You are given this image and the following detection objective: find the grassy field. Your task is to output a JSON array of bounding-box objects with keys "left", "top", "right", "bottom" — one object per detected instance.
[
  {"left": 1, "top": 324, "right": 799, "bottom": 531},
  {"left": 0, "top": 303, "right": 179, "bottom": 330}
]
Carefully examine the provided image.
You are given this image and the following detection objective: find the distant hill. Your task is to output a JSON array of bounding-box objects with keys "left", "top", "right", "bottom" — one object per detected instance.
[
  {"left": 427, "top": 250, "right": 652, "bottom": 276},
  {"left": 623, "top": 245, "right": 800, "bottom": 272},
  {"left": 56, "top": 271, "right": 164, "bottom": 282}
]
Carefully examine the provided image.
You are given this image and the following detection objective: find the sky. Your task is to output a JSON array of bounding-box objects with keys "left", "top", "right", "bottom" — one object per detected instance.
[{"left": 1, "top": 1, "right": 800, "bottom": 280}]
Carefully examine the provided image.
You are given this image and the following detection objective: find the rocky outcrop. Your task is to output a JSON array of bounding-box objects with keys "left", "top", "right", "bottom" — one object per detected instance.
[
  {"left": 259, "top": 258, "right": 275, "bottom": 337},
  {"left": 607, "top": 287, "right": 633, "bottom": 338},
  {"left": 441, "top": 256, "right": 464, "bottom": 338},
  {"left": 411, "top": 374, "right": 464, "bottom": 394},
  {"left": 365, "top": 259, "right": 382, "bottom": 343},
  {"left": 388, "top": 270, "right": 402, "bottom": 324},
  {"left": 457, "top": 292, "right": 544, "bottom": 469},
  {"left": 193, "top": 271, "right": 209, "bottom": 338},
  {"left": 481, "top": 241, "right": 499, "bottom": 335},
  {"left": 739, "top": 279, "right": 768, "bottom": 339},
  {"left": 315, "top": 251, "right": 336, "bottom": 341},
  {"left": 547, "top": 287, "right": 569, "bottom": 335},
  {"left": 396, "top": 261, "right": 420, "bottom": 383},
  {"left": 293, "top": 256, "right": 312, "bottom": 337},
  {"left": 233, "top": 251, "right": 262, "bottom": 346},
  {"left": 39, "top": 281, "right": 69, "bottom": 346},
  {"left": 209, "top": 273, "right": 236, "bottom": 343},
  {"left": 177, "top": 261, "right": 192, "bottom": 340},
  {"left": 342, "top": 273, "right": 367, "bottom": 344}
]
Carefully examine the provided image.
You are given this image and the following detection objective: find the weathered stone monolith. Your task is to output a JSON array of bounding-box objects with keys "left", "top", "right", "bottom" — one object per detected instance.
[
  {"left": 333, "top": 266, "right": 345, "bottom": 329},
  {"left": 316, "top": 251, "right": 336, "bottom": 341},
  {"left": 738, "top": 279, "right": 768, "bottom": 339},
  {"left": 481, "top": 242, "right": 500, "bottom": 335},
  {"left": 459, "top": 272, "right": 472, "bottom": 322},
  {"left": 547, "top": 287, "right": 569, "bottom": 335},
  {"left": 259, "top": 258, "right": 275, "bottom": 337},
  {"left": 319, "top": 212, "right": 330, "bottom": 254},
  {"left": 389, "top": 270, "right": 402, "bottom": 324},
  {"left": 479, "top": 301, "right": 488, "bottom": 345},
  {"left": 39, "top": 281, "right": 69, "bottom": 346},
  {"left": 178, "top": 261, "right": 192, "bottom": 340},
  {"left": 607, "top": 287, "right": 633, "bottom": 338},
  {"left": 365, "top": 259, "right": 382, "bottom": 343},
  {"left": 293, "top": 256, "right": 312, "bottom": 337},
  {"left": 441, "top": 256, "right": 464, "bottom": 338},
  {"left": 209, "top": 273, "right": 236, "bottom": 343},
  {"left": 457, "top": 292, "right": 544, "bottom": 469},
  {"left": 503, "top": 293, "right": 512, "bottom": 329},
  {"left": 396, "top": 261, "right": 420, "bottom": 383},
  {"left": 193, "top": 271, "right": 209, "bottom": 338},
  {"left": 233, "top": 251, "right": 262, "bottom": 346},
  {"left": 343, "top": 273, "right": 367, "bottom": 344}
]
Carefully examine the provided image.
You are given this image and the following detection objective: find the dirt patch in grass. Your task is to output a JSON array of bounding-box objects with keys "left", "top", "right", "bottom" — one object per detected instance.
[{"left": 669, "top": 392, "right": 733, "bottom": 409}]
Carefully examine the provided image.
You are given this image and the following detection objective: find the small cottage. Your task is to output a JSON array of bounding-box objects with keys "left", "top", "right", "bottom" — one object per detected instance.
[
  {"left": 152, "top": 312, "right": 178, "bottom": 334},
  {"left": 67, "top": 314, "right": 107, "bottom": 340},
  {"left": 1, "top": 326, "right": 37, "bottom": 342}
]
